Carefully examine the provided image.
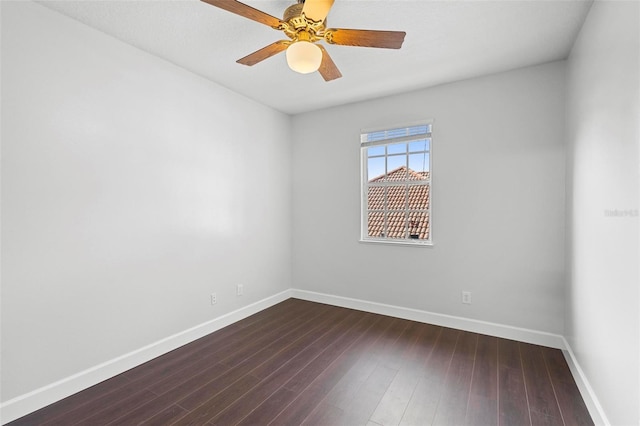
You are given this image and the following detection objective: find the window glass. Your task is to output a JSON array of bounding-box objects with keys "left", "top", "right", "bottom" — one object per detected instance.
[
  {"left": 368, "top": 156, "right": 385, "bottom": 181},
  {"left": 361, "top": 123, "right": 432, "bottom": 245}
]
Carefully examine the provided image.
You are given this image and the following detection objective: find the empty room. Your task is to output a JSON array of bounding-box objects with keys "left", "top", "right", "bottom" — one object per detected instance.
[{"left": 1, "top": 0, "right": 638, "bottom": 425}]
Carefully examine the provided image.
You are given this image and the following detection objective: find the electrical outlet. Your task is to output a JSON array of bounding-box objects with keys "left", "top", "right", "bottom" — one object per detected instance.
[
  {"left": 210, "top": 293, "right": 217, "bottom": 305},
  {"left": 236, "top": 284, "right": 244, "bottom": 296},
  {"left": 462, "top": 291, "right": 472, "bottom": 304}
]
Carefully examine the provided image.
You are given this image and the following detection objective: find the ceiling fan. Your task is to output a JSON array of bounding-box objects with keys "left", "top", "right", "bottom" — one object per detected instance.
[{"left": 200, "top": 0, "right": 406, "bottom": 81}]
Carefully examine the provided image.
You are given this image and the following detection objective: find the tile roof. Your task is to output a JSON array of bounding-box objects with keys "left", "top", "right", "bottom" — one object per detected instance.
[
  {"left": 367, "top": 166, "right": 430, "bottom": 240},
  {"left": 369, "top": 166, "right": 430, "bottom": 183}
]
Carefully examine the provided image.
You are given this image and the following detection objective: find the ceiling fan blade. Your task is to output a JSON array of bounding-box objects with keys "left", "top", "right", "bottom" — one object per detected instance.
[
  {"left": 302, "top": 0, "right": 335, "bottom": 23},
  {"left": 200, "top": 0, "right": 283, "bottom": 29},
  {"left": 324, "top": 29, "right": 406, "bottom": 49},
  {"left": 317, "top": 45, "right": 342, "bottom": 81},
  {"left": 237, "top": 41, "right": 290, "bottom": 66}
]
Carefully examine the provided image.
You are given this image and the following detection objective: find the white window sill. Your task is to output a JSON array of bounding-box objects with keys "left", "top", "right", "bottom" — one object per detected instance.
[{"left": 359, "top": 238, "right": 434, "bottom": 247}]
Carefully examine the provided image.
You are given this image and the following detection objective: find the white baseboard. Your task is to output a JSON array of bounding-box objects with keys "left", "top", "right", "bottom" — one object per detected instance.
[
  {"left": 561, "top": 338, "right": 610, "bottom": 426},
  {"left": 291, "top": 289, "right": 566, "bottom": 349},
  {"left": 0, "top": 289, "right": 292, "bottom": 425},
  {"left": 3, "top": 289, "right": 607, "bottom": 426},
  {"left": 292, "top": 289, "right": 613, "bottom": 424}
]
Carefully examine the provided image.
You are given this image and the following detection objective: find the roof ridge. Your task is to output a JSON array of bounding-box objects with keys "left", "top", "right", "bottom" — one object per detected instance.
[
  {"left": 407, "top": 168, "right": 425, "bottom": 179},
  {"left": 369, "top": 165, "right": 406, "bottom": 182},
  {"left": 369, "top": 165, "right": 430, "bottom": 182}
]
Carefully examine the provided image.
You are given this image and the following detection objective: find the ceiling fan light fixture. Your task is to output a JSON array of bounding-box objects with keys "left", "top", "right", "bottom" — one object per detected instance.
[
  {"left": 286, "top": 41, "right": 322, "bottom": 74},
  {"left": 202, "top": 0, "right": 406, "bottom": 82}
]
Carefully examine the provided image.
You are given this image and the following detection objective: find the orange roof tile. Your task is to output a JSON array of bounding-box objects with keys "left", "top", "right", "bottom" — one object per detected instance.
[
  {"left": 367, "top": 166, "right": 430, "bottom": 240},
  {"left": 370, "top": 166, "right": 430, "bottom": 182}
]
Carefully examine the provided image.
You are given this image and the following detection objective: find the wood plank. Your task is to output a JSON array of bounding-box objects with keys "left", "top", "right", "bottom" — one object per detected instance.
[
  {"left": 369, "top": 322, "right": 440, "bottom": 426},
  {"left": 498, "top": 338, "right": 530, "bottom": 426},
  {"left": 498, "top": 365, "right": 530, "bottom": 426},
  {"left": 431, "top": 331, "right": 478, "bottom": 426},
  {"left": 109, "top": 361, "right": 234, "bottom": 424},
  {"left": 107, "top": 391, "right": 183, "bottom": 425},
  {"left": 147, "top": 302, "right": 330, "bottom": 396},
  {"left": 284, "top": 315, "right": 402, "bottom": 396},
  {"left": 305, "top": 317, "right": 412, "bottom": 415},
  {"left": 301, "top": 401, "right": 349, "bottom": 426},
  {"left": 108, "top": 297, "right": 317, "bottom": 414},
  {"left": 266, "top": 316, "right": 401, "bottom": 425},
  {"left": 173, "top": 303, "right": 335, "bottom": 413},
  {"left": 466, "top": 395, "right": 499, "bottom": 426},
  {"left": 470, "top": 334, "right": 498, "bottom": 399},
  {"left": 540, "top": 347, "right": 575, "bottom": 384},
  {"left": 236, "top": 387, "right": 299, "bottom": 426},
  {"left": 399, "top": 327, "right": 458, "bottom": 425},
  {"left": 174, "top": 373, "right": 262, "bottom": 425},
  {"left": 378, "top": 320, "right": 424, "bottom": 370},
  {"left": 542, "top": 348, "right": 593, "bottom": 425},
  {"left": 546, "top": 379, "right": 593, "bottom": 426},
  {"left": 75, "top": 389, "right": 158, "bottom": 425},
  {"left": 210, "top": 310, "right": 376, "bottom": 425},
  {"left": 325, "top": 363, "right": 398, "bottom": 425},
  {"left": 124, "top": 297, "right": 308, "bottom": 384},
  {"left": 43, "top": 382, "right": 152, "bottom": 425},
  {"left": 465, "top": 334, "right": 498, "bottom": 425},
  {"left": 519, "top": 342, "right": 562, "bottom": 422},
  {"left": 138, "top": 404, "right": 187, "bottom": 425},
  {"left": 216, "top": 304, "right": 336, "bottom": 371},
  {"left": 530, "top": 412, "right": 564, "bottom": 426},
  {"left": 6, "top": 300, "right": 594, "bottom": 426},
  {"left": 241, "top": 307, "right": 357, "bottom": 381},
  {"left": 327, "top": 320, "right": 416, "bottom": 414},
  {"left": 106, "top": 302, "right": 334, "bottom": 425},
  {"left": 498, "top": 338, "right": 522, "bottom": 369},
  {"left": 10, "top": 373, "right": 131, "bottom": 426}
]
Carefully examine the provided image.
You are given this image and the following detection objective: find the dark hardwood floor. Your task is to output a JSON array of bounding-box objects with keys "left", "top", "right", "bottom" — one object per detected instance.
[{"left": 9, "top": 299, "right": 593, "bottom": 425}]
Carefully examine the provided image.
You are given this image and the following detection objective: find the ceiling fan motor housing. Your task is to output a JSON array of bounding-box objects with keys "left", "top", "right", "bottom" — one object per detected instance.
[{"left": 282, "top": 3, "right": 326, "bottom": 42}]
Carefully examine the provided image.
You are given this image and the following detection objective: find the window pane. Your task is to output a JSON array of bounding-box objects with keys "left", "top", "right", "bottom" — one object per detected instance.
[
  {"left": 408, "top": 184, "right": 430, "bottom": 210},
  {"left": 410, "top": 124, "right": 429, "bottom": 136},
  {"left": 367, "top": 211, "right": 385, "bottom": 237},
  {"left": 387, "top": 155, "right": 406, "bottom": 178},
  {"left": 362, "top": 124, "right": 429, "bottom": 144},
  {"left": 387, "top": 127, "right": 410, "bottom": 139},
  {"left": 367, "top": 146, "right": 385, "bottom": 157},
  {"left": 409, "top": 152, "right": 430, "bottom": 177},
  {"left": 361, "top": 123, "right": 432, "bottom": 244},
  {"left": 408, "top": 210, "right": 430, "bottom": 240},
  {"left": 367, "top": 186, "right": 385, "bottom": 211},
  {"left": 386, "top": 211, "right": 407, "bottom": 239},
  {"left": 409, "top": 139, "right": 430, "bottom": 153},
  {"left": 368, "top": 156, "right": 385, "bottom": 181},
  {"left": 387, "top": 143, "right": 406, "bottom": 155},
  {"left": 386, "top": 185, "right": 406, "bottom": 210},
  {"left": 363, "top": 130, "right": 386, "bottom": 143}
]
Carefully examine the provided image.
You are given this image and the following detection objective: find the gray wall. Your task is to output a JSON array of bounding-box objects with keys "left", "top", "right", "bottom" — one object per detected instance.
[
  {"left": 291, "top": 61, "right": 567, "bottom": 334},
  {"left": 1, "top": 1, "right": 292, "bottom": 401},
  {"left": 4, "top": 0, "right": 639, "bottom": 424},
  {"left": 565, "top": 1, "right": 639, "bottom": 424}
]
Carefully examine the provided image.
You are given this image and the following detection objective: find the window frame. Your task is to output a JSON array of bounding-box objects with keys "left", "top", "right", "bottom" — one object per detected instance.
[{"left": 360, "top": 120, "right": 433, "bottom": 247}]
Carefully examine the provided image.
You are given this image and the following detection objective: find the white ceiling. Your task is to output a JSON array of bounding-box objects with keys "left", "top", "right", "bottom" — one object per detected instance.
[{"left": 37, "top": 0, "right": 592, "bottom": 115}]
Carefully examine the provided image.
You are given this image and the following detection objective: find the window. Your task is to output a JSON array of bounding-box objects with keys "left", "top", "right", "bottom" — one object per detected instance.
[{"left": 361, "top": 122, "right": 432, "bottom": 245}]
